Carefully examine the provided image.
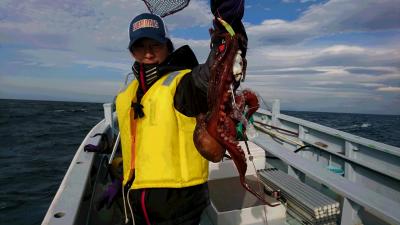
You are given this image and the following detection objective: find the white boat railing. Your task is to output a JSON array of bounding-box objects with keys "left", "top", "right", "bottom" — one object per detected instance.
[
  {"left": 41, "top": 121, "right": 105, "bottom": 225},
  {"left": 253, "top": 99, "right": 400, "bottom": 225},
  {"left": 42, "top": 103, "right": 114, "bottom": 225}
]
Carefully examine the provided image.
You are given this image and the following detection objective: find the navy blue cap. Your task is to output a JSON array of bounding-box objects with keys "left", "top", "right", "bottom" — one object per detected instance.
[{"left": 128, "top": 13, "right": 169, "bottom": 49}]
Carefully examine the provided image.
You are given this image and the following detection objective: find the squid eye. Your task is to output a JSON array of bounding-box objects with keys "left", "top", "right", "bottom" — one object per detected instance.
[
  {"left": 218, "top": 39, "right": 227, "bottom": 53},
  {"left": 218, "top": 44, "right": 225, "bottom": 53}
]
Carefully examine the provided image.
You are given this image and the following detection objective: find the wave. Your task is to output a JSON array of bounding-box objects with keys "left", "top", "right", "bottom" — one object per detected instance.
[
  {"left": 336, "top": 123, "right": 371, "bottom": 130},
  {"left": 71, "top": 109, "right": 88, "bottom": 113},
  {"left": 53, "top": 109, "right": 88, "bottom": 113},
  {"left": 361, "top": 123, "right": 371, "bottom": 128}
]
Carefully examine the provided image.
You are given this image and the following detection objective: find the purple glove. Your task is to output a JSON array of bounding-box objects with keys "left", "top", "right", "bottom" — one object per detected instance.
[
  {"left": 97, "top": 179, "right": 122, "bottom": 210},
  {"left": 84, "top": 144, "right": 103, "bottom": 152},
  {"left": 210, "top": 0, "right": 247, "bottom": 57},
  {"left": 211, "top": 0, "right": 245, "bottom": 23},
  {"left": 84, "top": 133, "right": 110, "bottom": 153}
]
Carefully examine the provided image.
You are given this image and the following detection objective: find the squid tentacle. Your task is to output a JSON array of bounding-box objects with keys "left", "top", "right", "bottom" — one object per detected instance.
[{"left": 193, "top": 31, "right": 276, "bottom": 205}]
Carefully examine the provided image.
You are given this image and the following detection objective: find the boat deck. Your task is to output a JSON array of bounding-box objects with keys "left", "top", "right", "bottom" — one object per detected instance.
[{"left": 41, "top": 102, "right": 400, "bottom": 225}]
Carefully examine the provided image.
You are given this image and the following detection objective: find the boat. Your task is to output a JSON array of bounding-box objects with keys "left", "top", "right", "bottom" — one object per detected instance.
[{"left": 41, "top": 97, "right": 400, "bottom": 225}]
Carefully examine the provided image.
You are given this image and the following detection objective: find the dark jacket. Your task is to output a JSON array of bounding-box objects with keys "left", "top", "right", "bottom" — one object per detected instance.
[{"left": 133, "top": 44, "right": 213, "bottom": 118}]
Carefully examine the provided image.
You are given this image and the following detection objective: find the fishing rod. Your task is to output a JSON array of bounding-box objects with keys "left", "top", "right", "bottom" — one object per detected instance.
[
  {"left": 108, "top": 132, "right": 120, "bottom": 165},
  {"left": 253, "top": 120, "right": 299, "bottom": 136}
]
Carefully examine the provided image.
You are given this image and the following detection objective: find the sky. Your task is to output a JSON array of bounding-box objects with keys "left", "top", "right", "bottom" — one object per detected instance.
[{"left": 0, "top": 0, "right": 399, "bottom": 115}]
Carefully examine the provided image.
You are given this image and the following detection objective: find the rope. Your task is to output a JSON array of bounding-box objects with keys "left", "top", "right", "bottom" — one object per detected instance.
[
  {"left": 141, "top": 189, "right": 151, "bottom": 225},
  {"left": 122, "top": 184, "right": 129, "bottom": 224},
  {"left": 127, "top": 189, "right": 136, "bottom": 225}
]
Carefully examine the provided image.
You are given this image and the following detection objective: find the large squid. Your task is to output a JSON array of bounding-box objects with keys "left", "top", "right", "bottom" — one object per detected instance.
[{"left": 193, "top": 28, "right": 272, "bottom": 204}]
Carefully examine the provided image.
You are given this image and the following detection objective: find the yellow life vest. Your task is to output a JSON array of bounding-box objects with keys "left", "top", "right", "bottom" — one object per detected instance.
[{"left": 116, "top": 69, "right": 209, "bottom": 189}]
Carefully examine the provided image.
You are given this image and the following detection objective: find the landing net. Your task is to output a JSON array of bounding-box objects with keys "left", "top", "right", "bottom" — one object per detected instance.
[{"left": 142, "top": 0, "right": 190, "bottom": 17}]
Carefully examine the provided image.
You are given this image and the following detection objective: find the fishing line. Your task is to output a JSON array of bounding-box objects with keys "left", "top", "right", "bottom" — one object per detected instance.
[
  {"left": 85, "top": 155, "right": 108, "bottom": 225},
  {"left": 244, "top": 140, "right": 269, "bottom": 225}
]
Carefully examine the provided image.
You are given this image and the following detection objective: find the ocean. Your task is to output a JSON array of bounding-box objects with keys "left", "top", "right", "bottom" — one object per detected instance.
[{"left": 0, "top": 99, "right": 399, "bottom": 225}]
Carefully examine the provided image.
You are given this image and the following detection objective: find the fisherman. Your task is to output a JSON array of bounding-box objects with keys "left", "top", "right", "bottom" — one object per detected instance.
[{"left": 103, "top": 1, "right": 247, "bottom": 224}]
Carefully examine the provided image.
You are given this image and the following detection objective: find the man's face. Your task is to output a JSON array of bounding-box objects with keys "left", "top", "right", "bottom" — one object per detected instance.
[{"left": 131, "top": 38, "right": 169, "bottom": 65}]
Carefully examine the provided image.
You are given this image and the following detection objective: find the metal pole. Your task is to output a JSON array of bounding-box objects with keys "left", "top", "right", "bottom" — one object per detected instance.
[{"left": 108, "top": 132, "right": 120, "bottom": 165}]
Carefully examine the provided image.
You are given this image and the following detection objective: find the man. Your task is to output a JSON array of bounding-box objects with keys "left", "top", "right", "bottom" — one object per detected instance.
[{"left": 115, "top": 1, "right": 246, "bottom": 224}]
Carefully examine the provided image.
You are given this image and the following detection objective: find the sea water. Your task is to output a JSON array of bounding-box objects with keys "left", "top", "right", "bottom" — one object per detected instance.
[{"left": 0, "top": 99, "right": 399, "bottom": 225}]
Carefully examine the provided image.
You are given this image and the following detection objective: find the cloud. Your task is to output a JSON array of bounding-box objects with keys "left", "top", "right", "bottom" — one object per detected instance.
[
  {"left": 246, "top": 44, "right": 400, "bottom": 69},
  {"left": 0, "top": 0, "right": 212, "bottom": 76},
  {"left": 1, "top": 0, "right": 399, "bottom": 114},
  {"left": 0, "top": 73, "right": 121, "bottom": 101},
  {"left": 320, "top": 45, "right": 365, "bottom": 54},
  {"left": 282, "top": 0, "right": 317, "bottom": 3},
  {"left": 345, "top": 67, "right": 396, "bottom": 76},
  {"left": 0, "top": 0, "right": 142, "bottom": 55},
  {"left": 171, "top": 36, "right": 210, "bottom": 62},
  {"left": 359, "top": 83, "right": 385, "bottom": 88},
  {"left": 0, "top": 0, "right": 211, "bottom": 52},
  {"left": 247, "top": 0, "right": 400, "bottom": 45},
  {"left": 164, "top": 0, "right": 212, "bottom": 29},
  {"left": 75, "top": 60, "right": 129, "bottom": 71},
  {"left": 240, "top": 62, "right": 400, "bottom": 114},
  {"left": 308, "top": 80, "right": 343, "bottom": 86},
  {"left": 302, "top": 0, "right": 400, "bottom": 31},
  {"left": 377, "top": 86, "right": 400, "bottom": 93}
]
